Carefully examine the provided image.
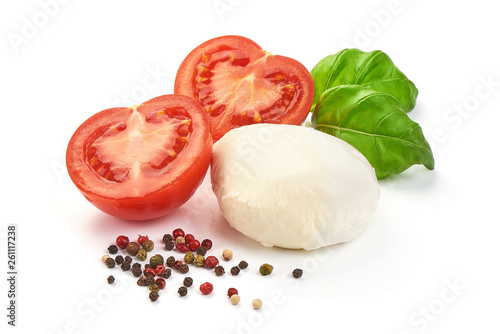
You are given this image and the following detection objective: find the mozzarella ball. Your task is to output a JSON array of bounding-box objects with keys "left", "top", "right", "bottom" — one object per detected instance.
[{"left": 211, "top": 124, "right": 379, "bottom": 250}]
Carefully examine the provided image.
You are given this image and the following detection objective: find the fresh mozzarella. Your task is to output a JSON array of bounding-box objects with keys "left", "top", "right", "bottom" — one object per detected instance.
[{"left": 211, "top": 124, "right": 380, "bottom": 250}]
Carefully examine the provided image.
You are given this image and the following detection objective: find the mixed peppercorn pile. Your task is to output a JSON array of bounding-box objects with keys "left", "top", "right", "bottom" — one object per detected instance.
[{"left": 102, "top": 229, "right": 303, "bottom": 304}]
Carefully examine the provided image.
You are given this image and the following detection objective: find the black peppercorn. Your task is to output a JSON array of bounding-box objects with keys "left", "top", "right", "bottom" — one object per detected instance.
[
  {"left": 132, "top": 267, "right": 142, "bottom": 277},
  {"left": 214, "top": 265, "right": 225, "bottom": 276},
  {"left": 238, "top": 261, "right": 248, "bottom": 269},
  {"left": 163, "top": 233, "right": 173, "bottom": 243},
  {"left": 183, "top": 277, "right": 193, "bottom": 287},
  {"left": 196, "top": 246, "right": 207, "bottom": 256},
  {"left": 121, "top": 262, "right": 131, "bottom": 271},
  {"left": 230, "top": 266, "right": 240, "bottom": 276},
  {"left": 166, "top": 256, "right": 175, "bottom": 268},
  {"left": 159, "top": 268, "right": 172, "bottom": 279},
  {"left": 149, "top": 291, "right": 159, "bottom": 302},
  {"left": 165, "top": 241, "right": 174, "bottom": 251},
  {"left": 107, "top": 245, "right": 118, "bottom": 254},
  {"left": 179, "top": 264, "right": 189, "bottom": 274},
  {"left": 126, "top": 242, "right": 140, "bottom": 256},
  {"left": 105, "top": 258, "right": 116, "bottom": 268},
  {"left": 124, "top": 256, "right": 133, "bottom": 264},
  {"left": 132, "top": 262, "right": 141, "bottom": 271},
  {"left": 144, "top": 276, "right": 155, "bottom": 286},
  {"left": 107, "top": 275, "right": 115, "bottom": 284},
  {"left": 178, "top": 286, "right": 188, "bottom": 297},
  {"left": 292, "top": 268, "right": 303, "bottom": 278},
  {"left": 115, "top": 255, "right": 124, "bottom": 265},
  {"left": 137, "top": 276, "right": 147, "bottom": 286}
]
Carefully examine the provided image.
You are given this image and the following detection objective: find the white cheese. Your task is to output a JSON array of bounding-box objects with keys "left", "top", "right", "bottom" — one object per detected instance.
[{"left": 211, "top": 124, "right": 380, "bottom": 250}]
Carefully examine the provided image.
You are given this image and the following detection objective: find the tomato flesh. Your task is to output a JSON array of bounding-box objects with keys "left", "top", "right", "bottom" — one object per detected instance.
[
  {"left": 66, "top": 95, "right": 212, "bottom": 221},
  {"left": 175, "top": 35, "right": 314, "bottom": 141}
]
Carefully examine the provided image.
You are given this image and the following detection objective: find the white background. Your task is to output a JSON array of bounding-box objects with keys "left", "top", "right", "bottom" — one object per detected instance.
[{"left": 1, "top": 0, "right": 499, "bottom": 333}]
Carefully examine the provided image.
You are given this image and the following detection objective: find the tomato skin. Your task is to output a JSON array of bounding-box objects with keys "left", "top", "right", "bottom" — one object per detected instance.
[
  {"left": 66, "top": 95, "right": 213, "bottom": 221},
  {"left": 174, "top": 35, "right": 314, "bottom": 141}
]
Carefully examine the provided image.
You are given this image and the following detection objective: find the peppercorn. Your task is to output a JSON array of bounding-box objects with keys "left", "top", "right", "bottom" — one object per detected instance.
[
  {"left": 205, "top": 256, "right": 219, "bottom": 269},
  {"left": 184, "top": 251, "right": 195, "bottom": 264},
  {"left": 179, "top": 264, "right": 189, "bottom": 274},
  {"left": 144, "top": 276, "right": 155, "bottom": 286},
  {"left": 175, "top": 242, "right": 190, "bottom": 253},
  {"left": 196, "top": 246, "right": 207, "bottom": 256},
  {"left": 292, "top": 268, "right": 303, "bottom": 278},
  {"left": 132, "top": 262, "right": 141, "bottom": 270},
  {"left": 175, "top": 236, "right": 186, "bottom": 245},
  {"left": 107, "top": 245, "right": 118, "bottom": 254},
  {"left": 178, "top": 286, "right": 188, "bottom": 297},
  {"left": 201, "top": 239, "right": 213, "bottom": 250},
  {"left": 101, "top": 255, "right": 110, "bottom": 263},
  {"left": 136, "top": 249, "right": 147, "bottom": 261},
  {"left": 259, "top": 263, "right": 273, "bottom": 276},
  {"left": 149, "top": 291, "right": 159, "bottom": 302},
  {"left": 230, "top": 266, "right": 240, "bottom": 276},
  {"left": 193, "top": 255, "right": 205, "bottom": 267},
  {"left": 238, "top": 261, "right": 248, "bottom": 269},
  {"left": 124, "top": 256, "right": 133, "bottom": 264},
  {"left": 227, "top": 288, "right": 238, "bottom": 297},
  {"left": 155, "top": 278, "right": 166, "bottom": 289},
  {"left": 222, "top": 249, "right": 233, "bottom": 261},
  {"left": 252, "top": 299, "right": 263, "bottom": 310},
  {"left": 115, "top": 255, "right": 124, "bottom": 265},
  {"left": 166, "top": 256, "right": 175, "bottom": 268},
  {"left": 165, "top": 241, "right": 174, "bottom": 251},
  {"left": 107, "top": 275, "right": 115, "bottom": 284},
  {"left": 132, "top": 267, "right": 142, "bottom": 277},
  {"left": 142, "top": 239, "right": 154, "bottom": 252},
  {"left": 173, "top": 260, "right": 183, "bottom": 270},
  {"left": 150, "top": 254, "right": 164, "bottom": 268},
  {"left": 159, "top": 268, "right": 172, "bottom": 279},
  {"left": 163, "top": 233, "right": 173, "bottom": 243},
  {"left": 199, "top": 282, "right": 213, "bottom": 295},
  {"left": 230, "top": 294, "right": 240, "bottom": 305},
  {"left": 145, "top": 264, "right": 152, "bottom": 269},
  {"left": 121, "top": 262, "right": 131, "bottom": 271},
  {"left": 137, "top": 276, "right": 147, "bottom": 286},
  {"left": 143, "top": 268, "right": 155, "bottom": 277},
  {"left": 105, "top": 257, "right": 116, "bottom": 268},
  {"left": 126, "top": 242, "right": 140, "bottom": 256},
  {"left": 183, "top": 277, "right": 193, "bottom": 287},
  {"left": 172, "top": 228, "right": 185, "bottom": 239},
  {"left": 214, "top": 265, "right": 225, "bottom": 276}
]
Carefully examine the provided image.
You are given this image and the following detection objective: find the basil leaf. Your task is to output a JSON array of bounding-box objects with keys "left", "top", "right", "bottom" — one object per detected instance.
[
  {"left": 310, "top": 49, "right": 418, "bottom": 113},
  {"left": 312, "top": 85, "right": 434, "bottom": 179}
]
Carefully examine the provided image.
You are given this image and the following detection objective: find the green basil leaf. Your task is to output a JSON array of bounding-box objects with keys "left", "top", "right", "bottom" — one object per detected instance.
[
  {"left": 310, "top": 49, "right": 418, "bottom": 113},
  {"left": 312, "top": 85, "right": 434, "bottom": 179}
]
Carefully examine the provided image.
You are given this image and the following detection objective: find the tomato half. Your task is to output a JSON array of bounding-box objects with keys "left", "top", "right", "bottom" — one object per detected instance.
[
  {"left": 174, "top": 35, "right": 314, "bottom": 141},
  {"left": 66, "top": 95, "right": 213, "bottom": 221}
]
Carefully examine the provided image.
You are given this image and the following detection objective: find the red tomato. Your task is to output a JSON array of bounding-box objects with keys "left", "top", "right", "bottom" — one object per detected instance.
[
  {"left": 66, "top": 95, "right": 213, "bottom": 221},
  {"left": 174, "top": 35, "right": 314, "bottom": 141}
]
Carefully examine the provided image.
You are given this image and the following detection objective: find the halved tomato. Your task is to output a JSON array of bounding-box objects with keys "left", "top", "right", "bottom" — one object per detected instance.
[
  {"left": 174, "top": 35, "right": 314, "bottom": 141},
  {"left": 66, "top": 95, "right": 213, "bottom": 221}
]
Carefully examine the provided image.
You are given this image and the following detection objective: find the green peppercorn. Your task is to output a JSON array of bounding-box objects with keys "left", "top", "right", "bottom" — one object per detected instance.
[
  {"left": 126, "top": 242, "right": 140, "bottom": 256},
  {"left": 184, "top": 251, "right": 195, "bottom": 264},
  {"left": 105, "top": 258, "right": 116, "bottom": 268},
  {"left": 142, "top": 240, "right": 154, "bottom": 252},
  {"left": 150, "top": 254, "right": 164, "bottom": 268},
  {"left": 136, "top": 249, "right": 147, "bottom": 261},
  {"left": 193, "top": 255, "right": 205, "bottom": 267},
  {"left": 149, "top": 284, "right": 160, "bottom": 292},
  {"left": 149, "top": 291, "right": 159, "bottom": 302},
  {"left": 259, "top": 263, "right": 273, "bottom": 276}
]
